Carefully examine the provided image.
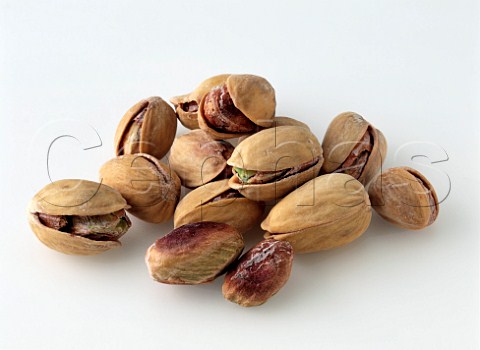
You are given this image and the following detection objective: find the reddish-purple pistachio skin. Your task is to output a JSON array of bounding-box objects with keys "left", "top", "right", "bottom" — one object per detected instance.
[
  {"left": 202, "top": 84, "right": 258, "bottom": 133},
  {"left": 222, "top": 239, "right": 293, "bottom": 307},
  {"left": 146, "top": 222, "right": 244, "bottom": 285}
]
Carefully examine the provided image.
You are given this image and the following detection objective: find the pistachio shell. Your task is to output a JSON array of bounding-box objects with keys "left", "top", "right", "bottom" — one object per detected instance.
[
  {"left": 99, "top": 154, "right": 181, "bottom": 223},
  {"left": 262, "top": 174, "right": 372, "bottom": 253},
  {"left": 28, "top": 179, "right": 129, "bottom": 255},
  {"left": 272, "top": 116, "right": 309, "bottom": 129},
  {"left": 321, "top": 112, "right": 387, "bottom": 185},
  {"left": 228, "top": 161, "right": 322, "bottom": 202},
  {"left": 368, "top": 167, "right": 439, "bottom": 230},
  {"left": 226, "top": 74, "right": 276, "bottom": 128},
  {"left": 170, "top": 74, "right": 230, "bottom": 130},
  {"left": 225, "top": 126, "right": 323, "bottom": 201},
  {"left": 174, "top": 180, "right": 264, "bottom": 233},
  {"left": 114, "top": 96, "right": 177, "bottom": 160},
  {"left": 168, "top": 130, "right": 234, "bottom": 188},
  {"left": 197, "top": 74, "right": 276, "bottom": 140},
  {"left": 237, "top": 116, "right": 309, "bottom": 144},
  {"left": 28, "top": 179, "right": 127, "bottom": 216},
  {"left": 228, "top": 126, "right": 322, "bottom": 171},
  {"left": 145, "top": 222, "right": 244, "bottom": 285},
  {"left": 28, "top": 214, "right": 121, "bottom": 255}
]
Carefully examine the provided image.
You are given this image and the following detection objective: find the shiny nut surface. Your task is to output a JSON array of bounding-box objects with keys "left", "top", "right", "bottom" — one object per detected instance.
[
  {"left": 114, "top": 96, "right": 177, "bottom": 160},
  {"left": 262, "top": 173, "right": 371, "bottom": 253},
  {"left": 227, "top": 126, "right": 323, "bottom": 201},
  {"left": 368, "top": 167, "right": 439, "bottom": 229},
  {"left": 99, "top": 153, "right": 181, "bottom": 223},
  {"left": 174, "top": 179, "right": 264, "bottom": 233},
  {"left": 321, "top": 112, "right": 387, "bottom": 186},
  {"left": 222, "top": 239, "right": 293, "bottom": 307},
  {"left": 146, "top": 222, "right": 244, "bottom": 285},
  {"left": 28, "top": 179, "right": 131, "bottom": 255},
  {"left": 168, "top": 130, "right": 234, "bottom": 188}
]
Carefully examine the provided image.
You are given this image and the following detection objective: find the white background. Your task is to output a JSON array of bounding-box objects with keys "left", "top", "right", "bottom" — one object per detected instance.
[{"left": 1, "top": 1, "right": 479, "bottom": 349}]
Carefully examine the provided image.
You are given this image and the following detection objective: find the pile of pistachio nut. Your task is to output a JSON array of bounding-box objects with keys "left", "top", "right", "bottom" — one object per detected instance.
[{"left": 28, "top": 74, "right": 439, "bottom": 307}]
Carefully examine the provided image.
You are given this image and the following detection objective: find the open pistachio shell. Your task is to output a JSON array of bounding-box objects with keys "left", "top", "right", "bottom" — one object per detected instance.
[
  {"left": 321, "top": 112, "right": 387, "bottom": 186},
  {"left": 170, "top": 74, "right": 230, "bottom": 130},
  {"left": 28, "top": 179, "right": 129, "bottom": 255},
  {"left": 99, "top": 154, "right": 181, "bottom": 223},
  {"left": 262, "top": 174, "right": 372, "bottom": 253},
  {"left": 174, "top": 180, "right": 264, "bottom": 233},
  {"left": 227, "top": 126, "right": 323, "bottom": 201},
  {"left": 114, "top": 96, "right": 177, "bottom": 160},
  {"left": 168, "top": 130, "right": 234, "bottom": 188},
  {"left": 368, "top": 167, "right": 439, "bottom": 230},
  {"left": 226, "top": 74, "right": 276, "bottom": 128},
  {"left": 198, "top": 74, "right": 276, "bottom": 140}
]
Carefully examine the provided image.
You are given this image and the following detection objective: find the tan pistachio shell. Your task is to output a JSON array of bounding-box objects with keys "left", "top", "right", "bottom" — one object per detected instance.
[
  {"left": 368, "top": 167, "right": 439, "bottom": 230},
  {"left": 322, "top": 112, "right": 387, "bottom": 186},
  {"left": 114, "top": 96, "right": 177, "bottom": 160},
  {"left": 228, "top": 162, "right": 322, "bottom": 202},
  {"left": 238, "top": 116, "right": 309, "bottom": 144},
  {"left": 227, "top": 126, "right": 323, "bottom": 201},
  {"left": 170, "top": 74, "right": 230, "bottom": 130},
  {"left": 262, "top": 173, "right": 372, "bottom": 253},
  {"left": 226, "top": 74, "right": 276, "bottom": 128},
  {"left": 28, "top": 179, "right": 128, "bottom": 255},
  {"left": 174, "top": 180, "right": 264, "bottom": 233},
  {"left": 272, "top": 116, "right": 309, "bottom": 129},
  {"left": 198, "top": 74, "right": 276, "bottom": 140},
  {"left": 168, "top": 130, "right": 233, "bottom": 188},
  {"left": 99, "top": 154, "right": 181, "bottom": 223}
]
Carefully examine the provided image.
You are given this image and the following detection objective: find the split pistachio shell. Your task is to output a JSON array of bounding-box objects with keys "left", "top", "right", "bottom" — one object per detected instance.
[
  {"left": 99, "top": 154, "right": 181, "bottom": 223},
  {"left": 146, "top": 222, "right": 244, "bottom": 285},
  {"left": 368, "top": 167, "right": 439, "bottom": 230},
  {"left": 114, "top": 96, "right": 177, "bottom": 160},
  {"left": 227, "top": 126, "right": 323, "bottom": 202},
  {"left": 322, "top": 112, "right": 387, "bottom": 186},
  {"left": 170, "top": 74, "right": 230, "bottom": 130},
  {"left": 262, "top": 173, "right": 372, "bottom": 253},
  {"left": 168, "top": 130, "right": 234, "bottom": 188},
  {"left": 28, "top": 179, "right": 130, "bottom": 255},
  {"left": 174, "top": 179, "right": 264, "bottom": 233},
  {"left": 198, "top": 74, "right": 276, "bottom": 140}
]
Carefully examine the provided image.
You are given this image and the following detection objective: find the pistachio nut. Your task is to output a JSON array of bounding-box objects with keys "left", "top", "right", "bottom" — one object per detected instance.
[
  {"left": 99, "top": 153, "right": 181, "bottom": 223},
  {"left": 145, "top": 222, "right": 244, "bottom": 285},
  {"left": 174, "top": 179, "right": 264, "bottom": 233},
  {"left": 368, "top": 167, "right": 439, "bottom": 230},
  {"left": 198, "top": 74, "right": 276, "bottom": 139},
  {"left": 168, "top": 130, "right": 234, "bottom": 188},
  {"left": 227, "top": 126, "right": 323, "bottom": 202},
  {"left": 28, "top": 179, "right": 131, "bottom": 255},
  {"left": 262, "top": 173, "right": 372, "bottom": 253},
  {"left": 170, "top": 74, "right": 231, "bottom": 130},
  {"left": 114, "top": 96, "right": 177, "bottom": 160},
  {"left": 321, "top": 112, "right": 387, "bottom": 186},
  {"left": 223, "top": 239, "right": 293, "bottom": 307}
]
